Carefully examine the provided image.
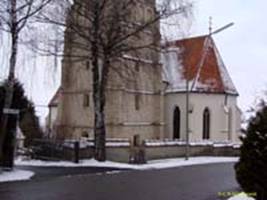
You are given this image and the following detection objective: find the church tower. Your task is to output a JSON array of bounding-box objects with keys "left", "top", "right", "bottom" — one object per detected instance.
[{"left": 56, "top": 0, "right": 164, "bottom": 141}]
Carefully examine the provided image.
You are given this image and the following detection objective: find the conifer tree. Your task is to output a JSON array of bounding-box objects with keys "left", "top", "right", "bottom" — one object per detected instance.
[
  {"left": 0, "top": 80, "right": 42, "bottom": 167},
  {"left": 235, "top": 100, "right": 267, "bottom": 200}
]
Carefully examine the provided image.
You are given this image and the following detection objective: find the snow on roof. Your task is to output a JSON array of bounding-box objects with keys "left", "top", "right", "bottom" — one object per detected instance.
[
  {"left": 162, "top": 35, "right": 238, "bottom": 95},
  {"left": 213, "top": 43, "right": 238, "bottom": 95},
  {"left": 161, "top": 47, "right": 186, "bottom": 90},
  {"left": 48, "top": 87, "right": 62, "bottom": 107}
]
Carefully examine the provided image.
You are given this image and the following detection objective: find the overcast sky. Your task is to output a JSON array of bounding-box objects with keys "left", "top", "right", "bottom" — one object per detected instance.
[
  {"left": 192, "top": 0, "right": 267, "bottom": 115},
  {"left": 1, "top": 0, "right": 267, "bottom": 123}
]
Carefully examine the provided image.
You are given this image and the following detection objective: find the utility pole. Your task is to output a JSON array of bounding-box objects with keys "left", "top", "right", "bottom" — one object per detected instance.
[
  {"left": 185, "top": 72, "right": 190, "bottom": 160},
  {"left": 209, "top": 17, "right": 213, "bottom": 35},
  {"left": 184, "top": 19, "right": 234, "bottom": 161}
]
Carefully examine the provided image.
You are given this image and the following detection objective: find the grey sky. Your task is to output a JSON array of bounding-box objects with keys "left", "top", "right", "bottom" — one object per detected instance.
[{"left": 1, "top": 0, "right": 266, "bottom": 123}]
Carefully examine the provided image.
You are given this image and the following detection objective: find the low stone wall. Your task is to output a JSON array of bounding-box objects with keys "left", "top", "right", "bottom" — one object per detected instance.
[
  {"left": 145, "top": 145, "right": 212, "bottom": 160},
  {"left": 31, "top": 139, "right": 240, "bottom": 163},
  {"left": 142, "top": 139, "right": 240, "bottom": 161},
  {"left": 106, "top": 147, "right": 131, "bottom": 163},
  {"left": 212, "top": 146, "right": 240, "bottom": 157},
  {"left": 64, "top": 144, "right": 240, "bottom": 163},
  {"left": 144, "top": 145, "right": 240, "bottom": 161},
  {"left": 103, "top": 144, "right": 240, "bottom": 163}
]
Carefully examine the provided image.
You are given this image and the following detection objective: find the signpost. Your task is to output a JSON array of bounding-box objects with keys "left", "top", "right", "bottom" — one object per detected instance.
[
  {"left": 3, "top": 108, "right": 19, "bottom": 115},
  {"left": 1, "top": 108, "right": 20, "bottom": 170}
]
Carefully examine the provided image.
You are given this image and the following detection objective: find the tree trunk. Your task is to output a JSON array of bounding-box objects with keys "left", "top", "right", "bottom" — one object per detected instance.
[
  {"left": 94, "top": 57, "right": 110, "bottom": 161},
  {"left": 91, "top": 1, "right": 107, "bottom": 162},
  {"left": 92, "top": 57, "right": 107, "bottom": 161},
  {"left": 92, "top": 50, "right": 108, "bottom": 161},
  {"left": 93, "top": 53, "right": 111, "bottom": 161},
  {"left": 0, "top": 0, "right": 18, "bottom": 165},
  {"left": 94, "top": 92, "right": 106, "bottom": 161}
]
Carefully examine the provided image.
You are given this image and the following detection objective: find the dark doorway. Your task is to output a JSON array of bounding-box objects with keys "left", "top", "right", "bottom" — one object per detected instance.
[
  {"left": 173, "top": 106, "right": 180, "bottom": 139},
  {"left": 203, "top": 107, "right": 210, "bottom": 140}
]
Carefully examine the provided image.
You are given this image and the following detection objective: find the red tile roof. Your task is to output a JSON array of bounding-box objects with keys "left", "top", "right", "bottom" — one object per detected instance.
[{"left": 163, "top": 35, "right": 238, "bottom": 95}]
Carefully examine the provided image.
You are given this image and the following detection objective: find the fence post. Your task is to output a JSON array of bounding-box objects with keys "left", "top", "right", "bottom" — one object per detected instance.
[{"left": 74, "top": 141, "right": 79, "bottom": 164}]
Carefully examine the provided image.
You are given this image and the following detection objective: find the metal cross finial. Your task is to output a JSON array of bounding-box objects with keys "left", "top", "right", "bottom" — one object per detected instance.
[{"left": 209, "top": 16, "right": 213, "bottom": 35}]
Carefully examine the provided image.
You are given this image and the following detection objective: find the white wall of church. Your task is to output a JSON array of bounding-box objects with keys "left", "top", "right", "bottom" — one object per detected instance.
[{"left": 164, "top": 92, "right": 241, "bottom": 143}]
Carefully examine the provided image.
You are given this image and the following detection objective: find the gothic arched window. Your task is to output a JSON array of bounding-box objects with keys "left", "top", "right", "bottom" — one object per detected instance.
[
  {"left": 83, "top": 94, "right": 90, "bottom": 107},
  {"left": 203, "top": 107, "right": 210, "bottom": 140},
  {"left": 173, "top": 106, "right": 181, "bottom": 139}
]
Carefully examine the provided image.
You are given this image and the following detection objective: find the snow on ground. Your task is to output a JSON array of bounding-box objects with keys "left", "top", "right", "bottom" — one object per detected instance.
[
  {"left": 0, "top": 169, "right": 34, "bottom": 183},
  {"left": 140, "top": 157, "right": 238, "bottom": 170},
  {"left": 144, "top": 139, "right": 241, "bottom": 148},
  {"left": 228, "top": 193, "right": 255, "bottom": 200},
  {"left": 15, "top": 156, "right": 239, "bottom": 170}
]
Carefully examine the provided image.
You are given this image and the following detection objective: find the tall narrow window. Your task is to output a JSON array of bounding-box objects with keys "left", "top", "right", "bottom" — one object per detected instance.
[
  {"left": 86, "top": 60, "right": 90, "bottom": 70},
  {"left": 82, "top": 131, "right": 89, "bottom": 138},
  {"left": 83, "top": 94, "right": 90, "bottom": 107},
  {"left": 135, "top": 62, "right": 140, "bottom": 72},
  {"left": 135, "top": 94, "right": 140, "bottom": 110},
  {"left": 173, "top": 106, "right": 180, "bottom": 139},
  {"left": 203, "top": 108, "right": 210, "bottom": 140}
]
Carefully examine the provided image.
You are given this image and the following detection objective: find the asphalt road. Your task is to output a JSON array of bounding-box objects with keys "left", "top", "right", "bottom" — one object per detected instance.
[
  {"left": 17, "top": 166, "right": 127, "bottom": 180},
  {"left": 0, "top": 163, "right": 240, "bottom": 200}
]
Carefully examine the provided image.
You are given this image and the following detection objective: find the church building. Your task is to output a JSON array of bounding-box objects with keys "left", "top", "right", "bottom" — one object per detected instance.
[
  {"left": 49, "top": 0, "right": 241, "bottom": 144},
  {"left": 162, "top": 35, "right": 241, "bottom": 143}
]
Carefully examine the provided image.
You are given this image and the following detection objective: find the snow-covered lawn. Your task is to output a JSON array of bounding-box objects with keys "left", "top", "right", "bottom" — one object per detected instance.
[
  {"left": 228, "top": 192, "right": 255, "bottom": 200},
  {"left": 15, "top": 156, "right": 239, "bottom": 170},
  {"left": 0, "top": 169, "right": 34, "bottom": 183}
]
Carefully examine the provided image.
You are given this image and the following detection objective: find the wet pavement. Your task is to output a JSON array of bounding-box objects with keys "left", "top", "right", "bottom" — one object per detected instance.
[{"left": 0, "top": 163, "right": 240, "bottom": 200}]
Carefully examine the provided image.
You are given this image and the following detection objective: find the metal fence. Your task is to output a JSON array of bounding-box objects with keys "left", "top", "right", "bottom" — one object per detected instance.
[{"left": 29, "top": 139, "right": 93, "bottom": 162}]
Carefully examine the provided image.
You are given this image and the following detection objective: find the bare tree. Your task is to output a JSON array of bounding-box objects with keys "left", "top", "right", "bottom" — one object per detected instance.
[
  {"left": 0, "top": 0, "right": 51, "bottom": 166},
  {"left": 38, "top": 0, "right": 192, "bottom": 161}
]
